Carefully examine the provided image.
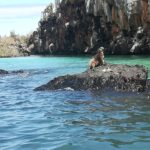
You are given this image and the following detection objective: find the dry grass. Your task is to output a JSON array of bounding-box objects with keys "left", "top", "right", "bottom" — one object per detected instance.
[
  {"left": 0, "top": 49, "right": 20, "bottom": 57},
  {"left": 0, "top": 36, "right": 27, "bottom": 57}
]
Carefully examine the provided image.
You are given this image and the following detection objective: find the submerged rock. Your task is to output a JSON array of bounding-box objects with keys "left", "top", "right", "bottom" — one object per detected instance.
[
  {"left": 35, "top": 64, "right": 148, "bottom": 92},
  {"left": 11, "top": 70, "right": 24, "bottom": 74},
  {"left": 0, "top": 69, "right": 9, "bottom": 75},
  {"left": 0, "top": 69, "right": 25, "bottom": 76}
]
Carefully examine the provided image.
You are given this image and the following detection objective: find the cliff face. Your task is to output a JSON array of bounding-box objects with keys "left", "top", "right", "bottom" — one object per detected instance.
[{"left": 28, "top": 0, "right": 150, "bottom": 55}]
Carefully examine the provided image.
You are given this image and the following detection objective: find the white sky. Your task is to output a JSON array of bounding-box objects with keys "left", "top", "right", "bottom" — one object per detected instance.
[{"left": 0, "top": 0, "right": 54, "bottom": 36}]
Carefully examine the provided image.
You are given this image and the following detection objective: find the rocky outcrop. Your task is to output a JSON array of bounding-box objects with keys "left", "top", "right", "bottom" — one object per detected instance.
[
  {"left": 147, "top": 79, "right": 150, "bottom": 90},
  {"left": 17, "top": 44, "right": 31, "bottom": 56},
  {"left": 35, "top": 64, "right": 148, "bottom": 92},
  {"left": 0, "top": 69, "right": 9, "bottom": 75},
  {"left": 0, "top": 69, "right": 25, "bottom": 75},
  {"left": 28, "top": 0, "right": 150, "bottom": 55}
]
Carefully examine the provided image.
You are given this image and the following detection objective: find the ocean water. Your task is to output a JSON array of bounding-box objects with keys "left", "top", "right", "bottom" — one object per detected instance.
[{"left": 0, "top": 55, "right": 150, "bottom": 150}]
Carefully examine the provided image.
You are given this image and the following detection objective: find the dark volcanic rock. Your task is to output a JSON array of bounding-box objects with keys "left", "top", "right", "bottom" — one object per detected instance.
[
  {"left": 147, "top": 79, "right": 150, "bottom": 89},
  {"left": 11, "top": 70, "right": 24, "bottom": 74},
  {"left": 35, "top": 64, "right": 148, "bottom": 92},
  {"left": 0, "top": 69, "right": 9, "bottom": 75},
  {"left": 0, "top": 69, "right": 25, "bottom": 76},
  {"left": 29, "top": 0, "right": 150, "bottom": 55}
]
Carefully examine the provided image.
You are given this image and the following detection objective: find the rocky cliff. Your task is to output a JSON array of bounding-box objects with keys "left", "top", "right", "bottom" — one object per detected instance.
[{"left": 28, "top": 0, "right": 150, "bottom": 55}]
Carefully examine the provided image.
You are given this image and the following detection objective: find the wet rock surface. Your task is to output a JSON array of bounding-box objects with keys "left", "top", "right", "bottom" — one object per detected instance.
[
  {"left": 0, "top": 69, "right": 25, "bottom": 75},
  {"left": 147, "top": 79, "right": 150, "bottom": 89},
  {"left": 0, "top": 69, "right": 9, "bottom": 75},
  {"left": 11, "top": 70, "right": 25, "bottom": 74},
  {"left": 35, "top": 64, "right": 148, "bottom": 92},
  {"left": 28, "top": 0, "right": 150, "bottom": 55}
]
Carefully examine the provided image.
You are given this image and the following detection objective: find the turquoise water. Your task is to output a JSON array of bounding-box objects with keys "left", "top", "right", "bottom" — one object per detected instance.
[{"left": 0, "top": 55, "right": 150, "bottom": 150}]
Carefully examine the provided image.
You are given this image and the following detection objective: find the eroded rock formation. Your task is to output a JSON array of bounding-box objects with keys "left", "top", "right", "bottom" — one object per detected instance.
[
  {"left": 35, "top": 64, "right": 149, "bottom": 92},
  {"left": 28, "top": 0, "right": 150, "bottom": 55}
]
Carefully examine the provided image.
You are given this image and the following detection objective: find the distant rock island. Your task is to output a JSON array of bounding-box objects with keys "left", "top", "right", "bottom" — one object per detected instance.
[
  {"left": 28, "top": 0, "right": 150, "bottom": 55},
  {"left": 35, "top": 64, "right": 149, "bottom": 92}
]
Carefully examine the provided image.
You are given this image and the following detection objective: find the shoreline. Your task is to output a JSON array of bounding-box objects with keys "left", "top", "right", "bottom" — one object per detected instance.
[{"left": 1, "top": 52, "right": 150, "bottom": 58}]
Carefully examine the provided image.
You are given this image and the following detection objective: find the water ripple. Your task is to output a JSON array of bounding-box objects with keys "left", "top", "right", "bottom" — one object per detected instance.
[{"left": 0, "top": 56, "right": 150, "bottom": 150}]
